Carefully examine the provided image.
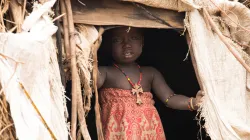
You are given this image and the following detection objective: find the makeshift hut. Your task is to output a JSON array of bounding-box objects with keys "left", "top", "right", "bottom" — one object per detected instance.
[{"left": 0, "top": 0, "right": 250, "bottom": 140}]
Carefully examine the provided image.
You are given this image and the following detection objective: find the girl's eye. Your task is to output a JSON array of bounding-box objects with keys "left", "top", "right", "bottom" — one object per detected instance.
[
  {"left": 112, "top": 38, "right": 122, "bottom": 43},
  {"left": 131, "top": 36, "right": 141, "bottom": 40}
]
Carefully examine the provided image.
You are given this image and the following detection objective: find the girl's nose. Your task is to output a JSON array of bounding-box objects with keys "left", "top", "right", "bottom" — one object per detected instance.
[
  {"left": 122, "top": 42, "right": 132, "bottom": 49},
  {"left": 122, "top": 37, "right": 132, "bottom": 48}
]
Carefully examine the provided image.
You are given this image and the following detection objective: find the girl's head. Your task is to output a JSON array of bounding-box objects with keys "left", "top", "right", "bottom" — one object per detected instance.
[{"left": 110, "top": 26, "right": 144, "bottom": 64}]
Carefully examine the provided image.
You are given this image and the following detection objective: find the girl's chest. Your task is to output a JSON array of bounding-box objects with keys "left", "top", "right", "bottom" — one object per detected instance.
[{"left": 104, "top": 70, "right": 152, "bottom": 91}]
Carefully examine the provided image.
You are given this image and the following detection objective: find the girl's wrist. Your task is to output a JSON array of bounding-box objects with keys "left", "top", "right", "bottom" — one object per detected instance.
[
  {"left": 192, "top": 98, "right": 199, "bottom": 110},
  {"left": 188, "top": 97, "right": 199, "bottom": 111}
]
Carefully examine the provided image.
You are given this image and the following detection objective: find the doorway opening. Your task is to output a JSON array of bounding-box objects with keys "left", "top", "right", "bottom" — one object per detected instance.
[{"left": 66, "top": 27, "right": 210, "bottom": 140}]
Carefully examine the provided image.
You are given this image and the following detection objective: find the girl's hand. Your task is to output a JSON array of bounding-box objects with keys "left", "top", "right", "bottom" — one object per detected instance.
[{"left": 194, "top": 90, "right": 205, "bottom": 109}]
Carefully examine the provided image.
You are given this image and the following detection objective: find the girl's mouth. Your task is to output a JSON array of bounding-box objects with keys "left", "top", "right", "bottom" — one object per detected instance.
[{"left": 123, "top": 50, "right": 134, "bottom": 58}]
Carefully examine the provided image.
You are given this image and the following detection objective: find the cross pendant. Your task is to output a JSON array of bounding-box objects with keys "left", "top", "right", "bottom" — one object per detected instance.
[{"left": 131, "top": 84, "right": 143, "bottom": 105}]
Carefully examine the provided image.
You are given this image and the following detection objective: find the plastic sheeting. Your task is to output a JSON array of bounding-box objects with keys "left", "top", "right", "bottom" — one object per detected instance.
[{"left": 0, "top": 0, "right": 68, "bottom": 139}]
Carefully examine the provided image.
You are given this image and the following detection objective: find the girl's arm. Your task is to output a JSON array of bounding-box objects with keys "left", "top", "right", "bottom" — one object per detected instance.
[
  {"left": 151, "top": 67, "right": 201, "bottom": 110},
  {"left": 97, "top": 66, "right": 107, "bottom": 89}
]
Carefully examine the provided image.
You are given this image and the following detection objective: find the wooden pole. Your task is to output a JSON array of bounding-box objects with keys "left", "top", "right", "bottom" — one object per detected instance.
[
  {"left": 60, "top": 0, "right": 70, "bottom": 59},
  {"left": 76, "top": 74, "right": 91, "bottom": 140},
  {"left": 92, "top": 28, "right": 105, "bottom": 140},
  {"left": 9, "top": 0, "right": 23, "bottom": 32},
  {"left": 55, "top": 0, "right": 66, "bottom": 87},
  {"left": 63, "top": 0, "right": 77, "bottom": 139}
]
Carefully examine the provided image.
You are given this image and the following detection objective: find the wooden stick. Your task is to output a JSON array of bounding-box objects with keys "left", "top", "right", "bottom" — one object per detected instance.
[
  {"left": 55, "top": 0, "right": 66, "bottom": 87},
  {"left": 60, "top": 0, "right": 70, "bottom": 59},
  {"left": 0, "top": 123, "right": 13, "bottom": 135},
  {"left": 76, "top": 73, "right": 91, "bottom": 140},
  {"left": 52, "top": 13, "right": 66, "bottom": 23},
  {"left": 63, "top": 0, "right": 78, "bottom": 139},
  {"left": 19, "top": 83, "right": 57, "bottom": 140},
  {"left": 22, "top": 0, "right": 26, "bottom": 20},
  {"left": 0, "top": 9, "right": 5, "bottom": 32},
  {"left": 92, "top": 27, "right": 105, "bottom": 140},
  {"left": 9, "top": 0, "right": 23, "bottom": 32},
  {"left": 3, "top": 19, "right": 16, "bottom": 25},
  {"left": 203, "top": 8, "right": 250, "bottom": 73}
]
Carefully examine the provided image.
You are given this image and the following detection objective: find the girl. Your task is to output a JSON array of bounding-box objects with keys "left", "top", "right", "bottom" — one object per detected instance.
[{"left": 97, "top": 27, "right": 203, "bottom": 140}]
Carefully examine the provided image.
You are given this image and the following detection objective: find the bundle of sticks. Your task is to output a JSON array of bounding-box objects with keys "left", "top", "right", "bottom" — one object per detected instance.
[
  {"left": 0, "top": 93, "right": 16, "bottom": 140},
  {"left": 60, "top": 0, "right": 105, "bottom": 139},
  {"left": 0, "top": 0, "right": 107, "bottom": 139}
]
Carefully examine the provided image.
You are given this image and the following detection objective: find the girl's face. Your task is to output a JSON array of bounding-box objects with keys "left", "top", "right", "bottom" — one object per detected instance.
[{"left": 111, "top": 27, "right": 143, "bottom": 64}]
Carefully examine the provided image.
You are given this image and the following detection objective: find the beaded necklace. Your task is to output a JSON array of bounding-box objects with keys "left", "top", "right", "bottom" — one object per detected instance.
[{"left": 113, "top": 63, "right": 144, "bottom": 105}]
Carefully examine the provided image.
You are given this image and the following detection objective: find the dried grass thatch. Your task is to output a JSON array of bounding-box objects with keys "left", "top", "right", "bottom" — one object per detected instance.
[
  {"left": 0, "top": 0, "right": 26, "bottom": 32},
  {"left": 239, "top": 0, "right": 250, "bottom": 8},
  {"left": 0, "top": 93, "right": 16, "bottom": 140}
]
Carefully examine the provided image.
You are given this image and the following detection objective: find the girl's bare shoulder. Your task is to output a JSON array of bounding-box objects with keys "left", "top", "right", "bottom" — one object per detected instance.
[
  {"left": 140, "top": 66, "right": 158, "bottom": 79},
  {"left": 141, "top": 66, "right": 158, "bottom": 73},
  {"left": 98, "top": 66, "right": 115, "bottom": 74}
]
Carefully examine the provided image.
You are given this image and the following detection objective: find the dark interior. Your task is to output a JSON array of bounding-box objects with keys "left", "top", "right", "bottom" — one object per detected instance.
[{"left": 67, "top": 28, "right": 210, "bottom": 140}]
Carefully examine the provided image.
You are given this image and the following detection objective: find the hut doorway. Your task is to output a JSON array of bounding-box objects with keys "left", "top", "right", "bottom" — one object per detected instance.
[{"left": 83, "top": 28, "right": 208, "bottom": 140}]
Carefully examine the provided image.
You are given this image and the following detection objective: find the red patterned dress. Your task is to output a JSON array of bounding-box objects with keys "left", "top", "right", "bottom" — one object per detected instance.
[{"left": 100, "top": 88, "right": 166, "bottom": 140}]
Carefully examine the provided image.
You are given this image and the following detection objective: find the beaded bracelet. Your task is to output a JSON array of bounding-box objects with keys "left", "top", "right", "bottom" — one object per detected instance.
[
  {"left": 188, "top": 98, "right": 194, "bottom": 111},
  {"left": 165, "top": 94, "right": 176, "bottom": 105},
  {"left": 188, "top": 104, "right": 193, "bottom": 111},
  {"left": 190, "top": 97, "right": 195, "bottom": 110}
]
